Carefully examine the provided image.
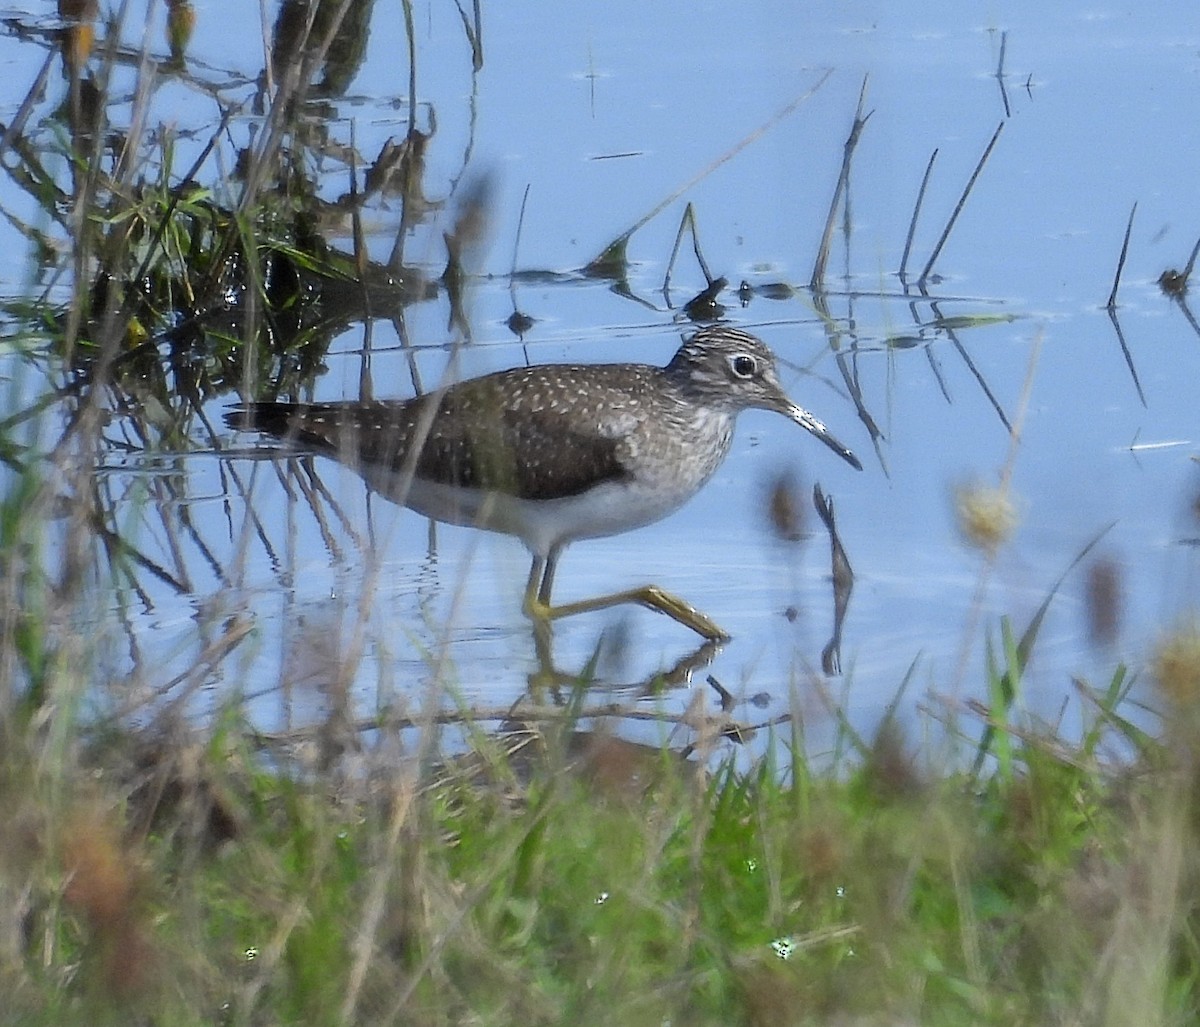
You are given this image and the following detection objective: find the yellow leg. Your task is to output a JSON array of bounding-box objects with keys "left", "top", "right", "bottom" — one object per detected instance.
[{"left": 522, "top": 549, "right": 730, "bottom": 643}]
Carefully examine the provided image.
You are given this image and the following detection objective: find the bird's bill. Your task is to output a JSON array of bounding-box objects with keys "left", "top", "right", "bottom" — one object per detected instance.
[{"left": 786, "top": 403, "right": 863, "bottom": 471}]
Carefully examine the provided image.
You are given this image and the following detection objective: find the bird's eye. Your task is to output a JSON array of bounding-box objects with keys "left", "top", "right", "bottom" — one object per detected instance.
[{"left": 731, "top": 354, "right": 757, "bottom": 378}]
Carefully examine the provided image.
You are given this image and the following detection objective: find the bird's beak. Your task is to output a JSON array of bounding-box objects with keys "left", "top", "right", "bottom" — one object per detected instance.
[{"left": 785, "top": 402, "right": 863, "bottom": 471}]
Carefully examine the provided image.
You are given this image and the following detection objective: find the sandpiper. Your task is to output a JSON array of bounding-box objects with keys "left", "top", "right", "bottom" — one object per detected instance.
[{"left": 225, "top": 325, "right": 861, "bottom": 640}]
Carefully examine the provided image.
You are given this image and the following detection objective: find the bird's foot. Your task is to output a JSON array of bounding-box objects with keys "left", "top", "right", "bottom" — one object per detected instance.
[{"left": 523, "top": 585, "right": 730, "bottom": 643}]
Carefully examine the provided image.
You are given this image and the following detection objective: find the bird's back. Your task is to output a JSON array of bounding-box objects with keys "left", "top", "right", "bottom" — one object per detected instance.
[{"left": 225, "top": 361, "right": 680, "bottom": 504}]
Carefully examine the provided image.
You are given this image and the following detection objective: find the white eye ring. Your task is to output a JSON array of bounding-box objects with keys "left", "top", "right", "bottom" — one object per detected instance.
[{"left": 730, "top": 353, "right": 757, "bottom": 379}]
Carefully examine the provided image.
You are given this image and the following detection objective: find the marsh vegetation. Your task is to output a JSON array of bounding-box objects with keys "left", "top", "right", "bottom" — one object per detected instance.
[{"left": 1, "top": 2, "right": 1199, "bottom": 1022}]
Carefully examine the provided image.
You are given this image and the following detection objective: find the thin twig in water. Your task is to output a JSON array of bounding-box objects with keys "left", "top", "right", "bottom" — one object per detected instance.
[
  {"left": 811, "top": 75, "right": 871, "bottom": 294},
  {"left": 900, "top": 149, "right": 938, "bottom": 282},
  {"left": 663, "top": 203, "right": 715, "bottom": 297},
  {"left": 0, "top": 49, "right": 53, "bottom": 165},
  {"left": 451, "top": 0, "right": 484, "bottom": 71},
  {"left": 994, "top": 30, "right": 1011, "bottom": 119},
  {"left": 1105, "top": 306, "right": 1146, "bottom": 407},
  {"left": 585, "top": 70, "right": 833, "bottom": 275},
  {"left": 347, "top": 121, "right": 376, "bottom": 402},
  {"left": 508, "top": 183, "right": 534, "bottom": 340},
  {"left": 930, "top": 298, "right": 1013, "bottom": 433},
  {"left": 1183, "top": 234, "right": 1200, "bottom": 281},
  {"left": 813, "top": 485, "right": 854, "bottom": 676},
  {"left": 918, "top": 122, "right": 1004, "bottom": 286},
  {"left": 253, "top": 701, "right": 770, "bottom": 747},
  {"left": 510, "top": 184, "right": 531, "bottom": 282},
  {"left": 1175, "top": 297, "right": 1200, "bottom": 340},
  {"left": 386, "top": 0, "right": 420, "bottom": 273},
  {"left": 1105, "top": 202, "right": 1137, "bottom": 310}
]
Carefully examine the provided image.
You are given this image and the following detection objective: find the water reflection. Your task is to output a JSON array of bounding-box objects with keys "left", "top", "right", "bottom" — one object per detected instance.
[{"left": 0, "top": 2, "right": 1195, "bottom": 759}]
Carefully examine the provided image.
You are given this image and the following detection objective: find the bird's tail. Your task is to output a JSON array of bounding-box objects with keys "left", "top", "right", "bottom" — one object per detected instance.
[{"left": 223, "top": 401, "right": 299, "bottom": 439}]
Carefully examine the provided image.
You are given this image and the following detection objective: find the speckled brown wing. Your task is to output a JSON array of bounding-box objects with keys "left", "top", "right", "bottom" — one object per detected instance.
[
  {"left": 404, "top": 373, "right": 633, "bottom": 501},
  {"left": 227, "top": 375, "right": 632, "bottom": 502}
]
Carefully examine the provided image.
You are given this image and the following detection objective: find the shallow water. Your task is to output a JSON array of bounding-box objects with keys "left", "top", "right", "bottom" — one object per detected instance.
[{"left": 2, "top": 2, "right": 1198, "bottom": 761}]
